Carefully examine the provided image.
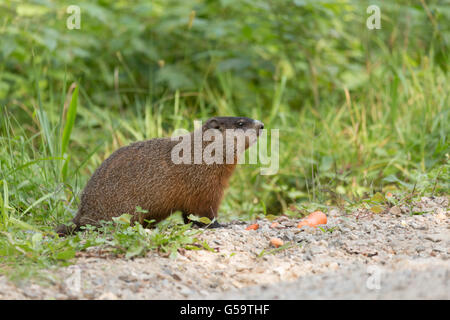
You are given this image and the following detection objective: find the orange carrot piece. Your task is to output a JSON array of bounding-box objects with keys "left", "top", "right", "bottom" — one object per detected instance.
[
  {"left": 245, "top": 223, "right": 259, "bottom": 230},
  {"left": 270, "top": 222, "right": 280, "bottom": 228},
  {"left": 270, "top": 238, "right": 284, "bottom": 248},
  {"left": 297, "top": 211, "right": 327, "bottom": 228}
]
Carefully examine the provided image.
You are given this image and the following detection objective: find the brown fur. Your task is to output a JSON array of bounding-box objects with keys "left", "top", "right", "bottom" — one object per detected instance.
[{"left": 56, "top": 117, "right": 263, "bottom": 235}]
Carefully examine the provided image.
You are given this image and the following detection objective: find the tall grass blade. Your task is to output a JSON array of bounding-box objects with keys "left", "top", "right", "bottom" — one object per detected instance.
[
  {"left": 0, "top": 180, "right": 10, "bottom": 229},
  {"left": 61, "top": 85, "right": 79, "bottom": 181}
]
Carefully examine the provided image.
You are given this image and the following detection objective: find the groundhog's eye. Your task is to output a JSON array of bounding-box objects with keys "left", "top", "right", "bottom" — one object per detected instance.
[{"left": 237, "top": 122, "right": 244, "bottom": 127}]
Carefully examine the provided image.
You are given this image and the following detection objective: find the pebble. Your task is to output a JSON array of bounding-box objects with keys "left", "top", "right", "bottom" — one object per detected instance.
[
  {"left": 328, "top": 262, "right": 339, "bottom": 270},
  {"left": 424, "top": 234, "right": 443, "bottom": 242},
  {"left": 98, "top": 292, "right": 118, "bottom": 300}
]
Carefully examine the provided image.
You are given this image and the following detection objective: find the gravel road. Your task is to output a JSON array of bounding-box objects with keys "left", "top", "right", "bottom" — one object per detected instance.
[{"left": 0, "top": 196, "right": 448, "bottom": 300}]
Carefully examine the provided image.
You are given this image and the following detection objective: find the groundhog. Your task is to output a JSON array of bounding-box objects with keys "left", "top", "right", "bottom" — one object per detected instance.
[{"left": 56, "top": 116, "right": 264, "bottom": 235}]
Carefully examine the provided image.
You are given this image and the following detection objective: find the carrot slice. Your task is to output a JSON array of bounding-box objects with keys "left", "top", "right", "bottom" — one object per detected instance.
[
  {"left": 245, "top": 223, "right": 259, "bottom": 230},
  {"left": 270, "top": 222, "right": 280, "bottom": 228},
  {"left": 270, "top": 238, "right": 284, "bottom": 248},
  {"left": 297, "top": 211, "right": 327, "bottom": 228}
]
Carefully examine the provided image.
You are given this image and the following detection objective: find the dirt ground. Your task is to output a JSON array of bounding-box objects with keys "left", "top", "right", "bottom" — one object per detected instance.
[{"left": 0, "top": 196, "right": 448, "bottom": 300}]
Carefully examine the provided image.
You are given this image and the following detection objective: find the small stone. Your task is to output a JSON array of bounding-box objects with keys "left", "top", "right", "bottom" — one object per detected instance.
[
  {"left": 416, "top": 246, "right": 426, "bottom": 253},
  {"left": 390, "top": 206, "right": 402, "bottom": 216},
  {"left": 303, "top": 252, "right": 313, "bottom": 261},
  {"left": 178, "top": 285, "right": 194, "bottom": 297},
  {"left": 83, "top": 290, "right": 96, "bottom": 299},
  {"left": 318, "top": 240, "right": 328, "bottom": 247},
  {"left": 424, "top": 234, "right": 442, "bottom": 243},
  {"left": 171, "top": 273, "right": 182, "bottom": 281},
  {"left": 119, "top": 275, "right": 137, "bottom": 283},
  {"left": 254, "top": 267, "right": 266, "bottom": 273},
  {"left": 328, "top": 262, "right": 339, "bottom": 270},
  {"left": 98, "top": 292, "right": 118, "bottom": 300},
  {"left": 435, "top": 210, "right": 446, "bottom": 221}
]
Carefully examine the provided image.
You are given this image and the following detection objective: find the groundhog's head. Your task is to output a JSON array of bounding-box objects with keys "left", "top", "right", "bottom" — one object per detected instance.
[
  {"left": 204, "top": 117, "right": 264, "bottom": 134},
  {"left": 202, "top": 117, "right": 264, "bottom": 163}
]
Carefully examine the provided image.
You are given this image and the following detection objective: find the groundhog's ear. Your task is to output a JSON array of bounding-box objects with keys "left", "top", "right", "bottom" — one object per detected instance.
[{"left": 206, "top": 119, "right": 220, "bottom": 129}]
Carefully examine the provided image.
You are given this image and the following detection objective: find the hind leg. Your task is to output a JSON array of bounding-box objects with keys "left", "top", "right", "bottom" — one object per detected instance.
[{"left": 55, "top": 222, "right": 80, "bottom": 236}]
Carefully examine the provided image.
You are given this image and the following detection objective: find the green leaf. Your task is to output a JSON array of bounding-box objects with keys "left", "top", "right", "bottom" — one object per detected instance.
[
  {"left": 187, "top": 214, "right": 199, "bottom": 222},
  {"left": 198, "top": 217, "right": 212, "bottom": 225},
  {"left": 186, "top": 215, "right": 212, "bottom": 225},
  {"left": 135, "top": 206, "right": 148, "bottom": 214},
  {"left": 61, "top": 85, "right": 78, "bottom": 158},
  {"left": 56, "top": 249, "right": 76, "bottom": 260},
  {"left": 370, "top": 192, "right": 385, "bottom": 204},
  {"left": 112, "top": 213, "right": 132, "bottom": 225},
  {"left": 169, "top": 249, "right": 178, "bottom": 259},
  {"left": 320, "top": 156, "right": 333, "bottom": 172},
  {"left": 370, "top": 205, "right": 384, "bottom": 214},
  {"left": 31, "top": 232, "right": 43, "bottom": 249},
  {"left": 125, "top": 245, "right": 143, "bottom": 259},
  {"left": 202, "top": 240, "right": 215, "bottom": 252},
  {"left": 185, "top": 245, "right": 202, "bottom": 250}
]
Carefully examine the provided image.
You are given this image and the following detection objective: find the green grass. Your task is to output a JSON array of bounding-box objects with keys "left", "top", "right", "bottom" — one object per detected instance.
[{"left": 0, "top": 0, "right": 448, "bottom": 281}]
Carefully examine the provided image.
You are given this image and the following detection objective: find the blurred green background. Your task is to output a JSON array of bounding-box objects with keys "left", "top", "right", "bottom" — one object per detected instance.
[{"left": 0, "top": 0, "right": 448, "bottom": 229}]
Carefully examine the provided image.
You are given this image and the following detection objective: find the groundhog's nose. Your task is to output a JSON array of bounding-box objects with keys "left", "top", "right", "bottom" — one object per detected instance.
[{"left": 254, "top": 120, "right": 264, "bottom": 130}]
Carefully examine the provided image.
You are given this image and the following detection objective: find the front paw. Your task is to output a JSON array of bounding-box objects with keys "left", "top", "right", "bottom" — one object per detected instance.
[
  {"left": 190, "top": 220, "right": 223, "bottom": 229},
  {"left": 206, "top": 220, "right": 223, "bottom": 228}
]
